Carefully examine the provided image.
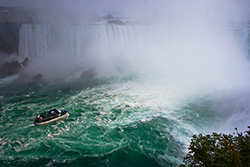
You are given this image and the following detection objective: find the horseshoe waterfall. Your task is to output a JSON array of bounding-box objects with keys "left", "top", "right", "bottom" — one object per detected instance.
[{"left": 1, "top": 2, "right": 250, "bottom": 166}]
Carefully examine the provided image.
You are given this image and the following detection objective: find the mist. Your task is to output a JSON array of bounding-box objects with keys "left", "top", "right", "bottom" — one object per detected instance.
[
  {"left": 17, "top": 0, "right": 249, "bottom": 82},
  {"left": 5, "top": 0, "right": 250, "bottom": 131}
]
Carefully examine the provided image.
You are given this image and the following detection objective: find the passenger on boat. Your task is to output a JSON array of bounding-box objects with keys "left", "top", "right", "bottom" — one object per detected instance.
[
  {"left": 48, "top": 109, "right": 61, "bottom": 116},
  {"left": 37, "top": 109, "right": 61, "bottom": 120}
]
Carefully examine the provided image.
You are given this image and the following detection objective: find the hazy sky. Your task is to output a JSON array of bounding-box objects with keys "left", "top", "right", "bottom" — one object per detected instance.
[{"left": 1, "top": 0, "right": 250, "bottom": 23}]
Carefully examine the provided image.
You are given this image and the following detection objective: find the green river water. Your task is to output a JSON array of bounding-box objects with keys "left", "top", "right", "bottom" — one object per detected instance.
[{"left": 0, "top": 75, "right": 222, "bottom": 167}]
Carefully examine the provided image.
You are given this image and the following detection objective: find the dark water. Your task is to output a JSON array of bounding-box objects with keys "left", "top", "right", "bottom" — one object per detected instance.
[{"left": 0, "top": 75, "right": 222, "bottom": 167}]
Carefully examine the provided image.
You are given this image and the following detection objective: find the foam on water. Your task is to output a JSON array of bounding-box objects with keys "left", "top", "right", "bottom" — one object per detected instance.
[{"left": 0, "top": 75, "right": 224, "bottom": 166}]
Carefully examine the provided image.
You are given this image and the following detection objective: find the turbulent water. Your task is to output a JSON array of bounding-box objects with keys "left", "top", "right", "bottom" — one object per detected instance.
[
  {"left": 0, "top": 75, "right": 221, "bottom": 167},
  {"left": 1, "top": 22, "right": 250, "bottom": 166}
]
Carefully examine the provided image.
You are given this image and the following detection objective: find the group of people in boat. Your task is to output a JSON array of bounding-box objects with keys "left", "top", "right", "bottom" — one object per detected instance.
[{"left": 36, "top": 109, "right": 61, "bottom": 119}]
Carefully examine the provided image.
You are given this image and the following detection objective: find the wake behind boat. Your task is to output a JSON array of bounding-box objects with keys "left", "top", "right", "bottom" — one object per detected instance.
[{"left": 34, "top": 109, "right": 69, "bottom": 125}]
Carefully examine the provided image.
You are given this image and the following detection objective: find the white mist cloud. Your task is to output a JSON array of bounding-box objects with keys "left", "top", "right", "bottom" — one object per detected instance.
[
  {"left": 10, "top": 0, "right": 248, "bottom": 81},
  {"left": 17, "top": 0, "right": 250, "bottom": 85}
]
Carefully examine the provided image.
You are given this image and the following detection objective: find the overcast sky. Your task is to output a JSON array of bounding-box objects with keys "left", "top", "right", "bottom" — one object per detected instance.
[{"left": 0, "top": 0, "right": 249, "bottom": 23}]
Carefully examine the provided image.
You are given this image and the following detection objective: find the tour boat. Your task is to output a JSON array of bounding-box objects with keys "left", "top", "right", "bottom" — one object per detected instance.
[{"left": 34, "top": 109, "right": 69, "bottom": 125}]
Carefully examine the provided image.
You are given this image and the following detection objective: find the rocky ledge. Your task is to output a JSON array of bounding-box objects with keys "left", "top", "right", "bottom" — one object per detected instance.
[{"left": 0, "top": 57, "right": 29, "bottom": 78}]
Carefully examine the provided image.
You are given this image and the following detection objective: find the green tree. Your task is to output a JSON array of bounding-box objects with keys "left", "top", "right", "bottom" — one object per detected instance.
[
  {"left": 235, "top": 128, "right": 250, "bottom": 167},
  {"left": 181, "top": 127, "right": 250, "bottom": 167}
]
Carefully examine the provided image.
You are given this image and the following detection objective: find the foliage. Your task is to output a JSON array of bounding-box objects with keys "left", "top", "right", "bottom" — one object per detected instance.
[{"left": 181, "top": 127, "right": 250, "bottom": 167}]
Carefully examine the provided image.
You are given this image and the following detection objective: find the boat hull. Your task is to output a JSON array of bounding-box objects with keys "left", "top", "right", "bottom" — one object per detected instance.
[{"left": 34, "top": 113, "right": 69, "bottom": 125}]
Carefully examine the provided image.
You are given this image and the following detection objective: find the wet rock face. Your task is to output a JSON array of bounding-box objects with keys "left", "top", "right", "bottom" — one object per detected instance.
[
  {"left": 0, "top": 61, "right": 22, "bottom": 77},
  {"left": 17, "top": 72, "right": 43, "bottom": 82},
  {"left": 31, "top": 73, "right": 43, "bottom": 81},
  {"left": 0, "top": 57, "right": 30, "bottom": 78},
  {"left": 81, "top": 70, "right": 96, "bottom": 79},
  {"left": 22, "top": 57, "right": 29, "bottom": 68},
  {"left": 107, "top": 19, "right": 125, "bottom": 25},
  {"left": 0, "top": 22, "right": 21, "bottom": 54}
]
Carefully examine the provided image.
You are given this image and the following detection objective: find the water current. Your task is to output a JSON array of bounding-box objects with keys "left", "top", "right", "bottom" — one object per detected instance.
[
  {"left": 1, "top": 22, "right": 250, "bottom": 166},
  {"left": 0, "top": 75, "right": 222, "bottom": 167}
]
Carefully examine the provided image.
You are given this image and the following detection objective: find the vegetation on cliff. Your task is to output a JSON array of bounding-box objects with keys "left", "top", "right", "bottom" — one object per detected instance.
[{"left": 181, "top": 127, "right": 250, "bottom": 167}]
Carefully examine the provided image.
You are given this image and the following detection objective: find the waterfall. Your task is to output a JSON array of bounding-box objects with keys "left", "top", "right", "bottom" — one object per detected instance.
[
  {"left": 18, "top": 22, "right": 250, "bottom": 86},
  {"left": 18, "top": 22, "right": 170, "bottom": 77},
  {"left": 19, "top": 23, "right": 166, "bottom": 58}
]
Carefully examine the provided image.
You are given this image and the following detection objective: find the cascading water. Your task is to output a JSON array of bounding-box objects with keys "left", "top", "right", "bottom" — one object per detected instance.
[
  {"left": 19, "top": 23, "right": 170, "bottom": 78},
  {"left": 1, "top": 16, "right": 250, "bottom": 166},
  {"left": 19, "top": 23, "right": 166, "bottom": 58}
]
